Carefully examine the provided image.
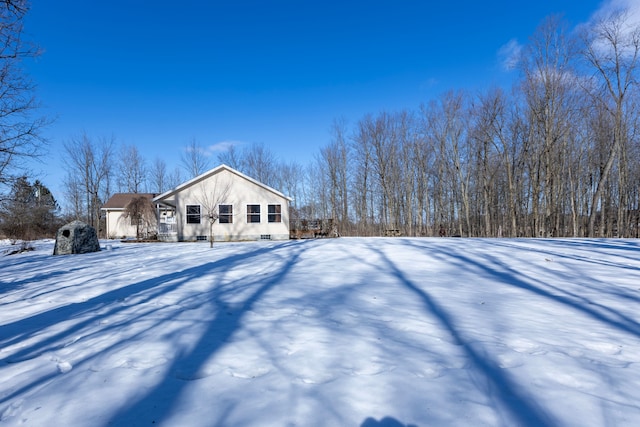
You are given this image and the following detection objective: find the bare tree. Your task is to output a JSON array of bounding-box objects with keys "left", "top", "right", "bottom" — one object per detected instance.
[
  {"left": 581, "top": 9, "right": 640, "bottom": 236},
  {"left": 368, "top": 112, "right": 398, "bottom": 231},
  {"left": 218, "top": 141, "right": 286, "bottom": 192},
  {"left": 278, "top": 160, "right": 304, "bottom": 211},
  {"left": 196, "top": 177, "right": 232, "bottom": 247},
  {"left": 321, "top": 117, "right": 351, "bottom": 233},
  {"left": 0, "top": 0, "right": 48, "bottom": 188},
  {"left": 181, "top": 138, "right": 211, "bottom": 179},
  {"left": 469, "top": 90, "right": 499, "bottom": 236},
  {"left": 62, "top": 133, "right": 115, "bottom": 229},
  {"left": 243, "top": 142, "right": 279, "bottom": 188},
  {"left": 351, "top": 115, "right": 375, "bottom": 235},
  {"left": 301, "top": 159, "right": 327, "bottom": 226},
  {"left": 396, "top": 110, "right": 419, "bottom": 236},
  {"left": 166, "top": 166, "right": 183, "bottom": 191},
  {"left": 217, "top": 143, "right": 244, "bottom": 170},
  {"left": 117, "top": 144, "right": 147, "bottom": 193},
  {"left": 519, "top": 15, "right": 578, "bottom": 237},
  {"left": 62, "top": 173, "right": 84, "bottom": 220},
  {"left": 150, "top": 157, "right": 167, "bottom": 193},
  {"left": 415, "top": 106, "right": 437, "bottom": 236},
  {"left": 427, "top": 91, "right": 472, "bottom": 236},
  {"left": 356, "top": 110, "right": 420, "bottom": 236},
  {"left": 149, "top": 158, "right": 185, "bottom": 194}
]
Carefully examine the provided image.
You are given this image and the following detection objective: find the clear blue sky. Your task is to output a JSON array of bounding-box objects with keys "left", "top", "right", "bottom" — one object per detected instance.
[{"left": 22, "top": 0, "right": 620, "bottom": 198}]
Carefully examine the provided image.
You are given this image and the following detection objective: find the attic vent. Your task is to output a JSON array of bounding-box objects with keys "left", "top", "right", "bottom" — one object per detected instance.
[{"left": 260, "top": 234, "right": 272, "bottom": 240}]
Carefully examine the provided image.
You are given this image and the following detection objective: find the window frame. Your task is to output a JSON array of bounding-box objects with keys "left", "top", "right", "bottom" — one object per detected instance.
[
  {"left": 186, "top": 205, "right": 201, "bottom": 224},
  {"left": 219, "top": 204, "right": 233, "bottom": 224},
  {"left": 268, "top": 204, "right": 282, "bottom": 223},
  {"left": 246, "top": 204, "right": 261, "bottom": 223}
]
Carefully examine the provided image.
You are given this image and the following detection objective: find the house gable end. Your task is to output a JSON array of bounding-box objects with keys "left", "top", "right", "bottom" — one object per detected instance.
[
  {"left": 152, "top": 164, "right": 291, "bottom": 204},
  {"left": 153, "top": 164, "right": 291, "bottom": 242}
]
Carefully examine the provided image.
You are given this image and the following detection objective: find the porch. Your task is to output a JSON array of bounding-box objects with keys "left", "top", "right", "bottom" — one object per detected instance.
[{"left": 157, "top": 203, "right": 178, "bottom": 242}]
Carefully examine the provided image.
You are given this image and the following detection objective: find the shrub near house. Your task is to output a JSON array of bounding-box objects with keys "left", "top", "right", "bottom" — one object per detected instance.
[{"left": 101, "top": 193, "right": 157, "bottom": 239}]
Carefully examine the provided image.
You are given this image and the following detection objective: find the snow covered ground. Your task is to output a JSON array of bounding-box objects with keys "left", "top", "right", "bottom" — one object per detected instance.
[{"left": 1, "top": 237, "right": 640, "bottom": 427}]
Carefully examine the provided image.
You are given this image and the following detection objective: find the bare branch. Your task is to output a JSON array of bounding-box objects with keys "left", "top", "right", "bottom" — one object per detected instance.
[
  {"left": 196, "top": 176, "right": 233, "bottom": 247},
  {"left": 0, "top": 0, "right": 47, "bottom": 188}
]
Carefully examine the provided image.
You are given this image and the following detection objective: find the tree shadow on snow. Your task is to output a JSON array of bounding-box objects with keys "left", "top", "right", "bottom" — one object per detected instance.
[
  {"left": 366, "top": 241, "right": 557, "bottom": 427},
  {"left": 0, "top": 241, "right": 307, "bottom": 426},
  {"left": 376, "top": 237, "right": 640, "bottom": 425},
  {"left": 408, "top": 239, "right": 640, "bottom": 338},
  {"left": 104, "top": 240, "right": 307, "bottom": 426},
  {"left": 487, "top": 238, "right": 640, "bottom": 280}
]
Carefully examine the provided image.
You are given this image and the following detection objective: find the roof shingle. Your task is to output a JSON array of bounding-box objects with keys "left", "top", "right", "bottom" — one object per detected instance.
[{"left": 101, "top": 193, "right": 156, "bottom": 209}]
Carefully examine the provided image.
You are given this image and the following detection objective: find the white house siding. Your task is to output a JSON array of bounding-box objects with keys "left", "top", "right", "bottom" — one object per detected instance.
[
  {"left": 154, "top": 166, "right": 290, "bottom": 242},
  {"left": 104, "top": 210, "right": 138, "bottom": 239}
]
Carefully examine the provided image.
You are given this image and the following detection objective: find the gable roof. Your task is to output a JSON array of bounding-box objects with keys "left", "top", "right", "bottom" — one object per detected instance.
[
  {"left": 102, "top": 193, "right": 156, "bottom": 210},
  {"left": 152, "top": 164, "right": 292, "bottom": 203}
]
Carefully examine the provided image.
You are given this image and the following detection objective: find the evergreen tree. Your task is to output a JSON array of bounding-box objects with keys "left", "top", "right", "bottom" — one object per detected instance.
[{"left": 0, "top": 176, "right": 59, "bottom": 240}]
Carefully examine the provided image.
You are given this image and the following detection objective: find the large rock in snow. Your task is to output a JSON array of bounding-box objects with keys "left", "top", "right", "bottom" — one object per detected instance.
[{"left": 53, "top": 220, "right": 101, "bottom": 255}]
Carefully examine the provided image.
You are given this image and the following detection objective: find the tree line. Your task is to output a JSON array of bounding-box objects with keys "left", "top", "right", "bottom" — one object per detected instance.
[
  {"left": 302, "top": 12, "right": 640, "bottom": 238},
  {"left": 2, "top": 4, "right": 640, "bottom": 239}
]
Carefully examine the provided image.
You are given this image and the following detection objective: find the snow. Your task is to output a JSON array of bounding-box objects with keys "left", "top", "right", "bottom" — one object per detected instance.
[{"left": 1, "top": 237, "right": 640, "bottom": 427}]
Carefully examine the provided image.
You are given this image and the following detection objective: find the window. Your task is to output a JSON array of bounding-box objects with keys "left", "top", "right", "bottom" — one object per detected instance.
[
  {"left": 247, "top": 204, "right": 260, "bottom": 223},
  {"left": 186, "top": 205, "right": 201, "bottom": 224},
  {"left": 268, "top": 204, "right": 282, "bottom": 223},
  {"left": 219, "top": 204, "right": 233, "bottom": 224}
]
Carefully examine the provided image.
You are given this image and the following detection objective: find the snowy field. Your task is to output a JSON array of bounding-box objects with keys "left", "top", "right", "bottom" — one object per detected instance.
[{"left": 1, "top": 237, "right": 640, "bottom": 427}]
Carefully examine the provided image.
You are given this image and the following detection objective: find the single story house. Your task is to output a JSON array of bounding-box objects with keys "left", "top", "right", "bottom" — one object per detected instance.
[
  {"left": 101, "top": 193, "right": 158, "bottom": 239},
  {"left": 152, "top": 164, "right": 291, "bottom": 242}
]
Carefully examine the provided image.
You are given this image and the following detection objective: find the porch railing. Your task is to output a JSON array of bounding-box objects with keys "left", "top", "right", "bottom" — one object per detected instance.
[{"left": 158, "top": 222, "right": 177, "bottom": 234}]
